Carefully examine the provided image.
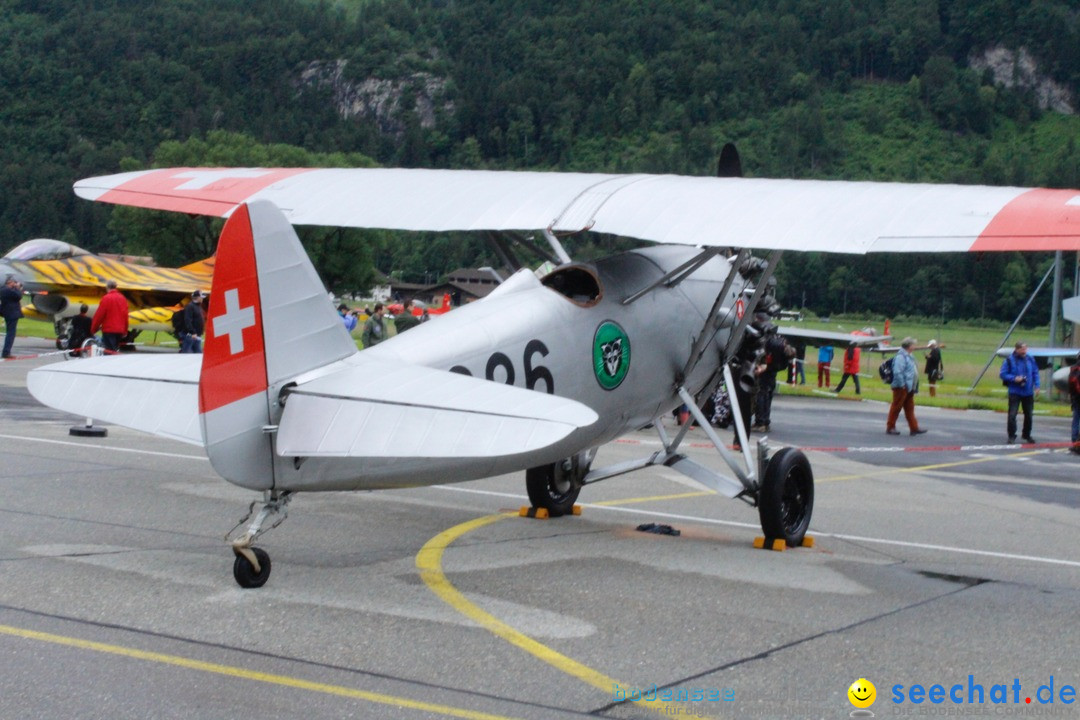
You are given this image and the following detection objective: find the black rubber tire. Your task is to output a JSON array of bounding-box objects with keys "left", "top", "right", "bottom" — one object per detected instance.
[
  {"left": 525, "top": 462, "right": 581, "bottom": 517},
  {"left": 758, "top": 447, "right": 814, "bottom": 546},
  {"left": 232, "top": 547, "right": 271, "bottom": 588}
]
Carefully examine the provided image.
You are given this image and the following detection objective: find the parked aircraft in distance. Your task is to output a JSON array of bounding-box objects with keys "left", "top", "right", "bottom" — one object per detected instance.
[
  {"left": 0, "top": 238, "right": 213, "bottom": 347},
  {"left": 386, "top": 292, "right": 453, "bottom": 317}
]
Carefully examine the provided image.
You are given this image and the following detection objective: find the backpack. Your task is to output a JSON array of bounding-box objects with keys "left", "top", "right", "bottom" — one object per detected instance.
[
  {"left": 171, "top": 308, "right": 187, "bottom": 335},
  {"left": 1001, "top": 354, "right": 1020, "bottom": 387},
  {"left": 878, "top": 356, "right": 894, "bottom": 383},
  {"left": 1069, "top": 364, "right": 1080, "bottom": 396}
]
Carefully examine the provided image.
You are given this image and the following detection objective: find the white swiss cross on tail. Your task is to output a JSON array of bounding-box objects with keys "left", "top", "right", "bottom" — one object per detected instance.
[
  {"left": 213, "top": 289, "right": 256, "bottom": 355},
  {"left": 199, "top": 204, "right": 268, "bottom": 415}
]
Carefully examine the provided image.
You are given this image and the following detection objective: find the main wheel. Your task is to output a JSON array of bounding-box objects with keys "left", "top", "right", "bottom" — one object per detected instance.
[
  {"left": 757, "top": 447, "right": 814, "bottom": 547},
  {"left": 232, "top": 547, "right": 271, "bottom": 588},
  {"left": 526, "top": 460, "right": 581, "bottom": 517}
]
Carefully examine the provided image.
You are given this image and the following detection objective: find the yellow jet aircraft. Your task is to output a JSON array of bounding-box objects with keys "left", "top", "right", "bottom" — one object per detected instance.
[{"left": 0, "top": 238, "right": 213, "bottom": 348}]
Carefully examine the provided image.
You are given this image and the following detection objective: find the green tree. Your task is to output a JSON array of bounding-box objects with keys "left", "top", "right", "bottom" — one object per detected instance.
[{"left": 107, "top": 131, "right": 381, "bottom": 293}]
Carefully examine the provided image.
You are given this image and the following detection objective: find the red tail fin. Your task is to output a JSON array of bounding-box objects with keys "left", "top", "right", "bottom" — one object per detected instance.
[{"left": 199, "top": 204, "right": 268, "bottom": 415}]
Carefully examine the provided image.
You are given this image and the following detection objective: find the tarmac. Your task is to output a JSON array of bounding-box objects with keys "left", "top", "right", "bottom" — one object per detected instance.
[{"left": 1, "top": 337, "right": 1078, "bottom": 719}]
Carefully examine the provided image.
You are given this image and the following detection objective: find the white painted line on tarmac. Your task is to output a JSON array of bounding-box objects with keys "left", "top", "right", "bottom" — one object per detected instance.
[
  {"left": 433, "top": 485, "right": 1080, "bottom": 569},
  {"left": 0, "top": 433, "right": 207, "bottom": 461}
]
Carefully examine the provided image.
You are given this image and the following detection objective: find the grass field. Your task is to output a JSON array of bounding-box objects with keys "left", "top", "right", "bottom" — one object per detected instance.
[
  {"left": 779, "top": 316, "right": 1077, "bottom": 416},
  {"left": 11, "top": 315, "right": 1077, "bottom": 417}
]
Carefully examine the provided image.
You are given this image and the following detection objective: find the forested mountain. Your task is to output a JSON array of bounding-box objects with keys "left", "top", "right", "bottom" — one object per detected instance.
[{"left": 1, "top": 0, "right": 1078, "bottom": 323}]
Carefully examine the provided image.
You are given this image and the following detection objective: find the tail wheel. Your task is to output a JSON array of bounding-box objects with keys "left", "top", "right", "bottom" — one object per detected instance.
[
  {"left": 233, "top": 547, "right": 271, "bottom": 589},
  {"left": 758, "top": 447, "right": 814, "bottom": 546},
  {"left": 526, "top": 457, "right": 584, "bottom": 517}
]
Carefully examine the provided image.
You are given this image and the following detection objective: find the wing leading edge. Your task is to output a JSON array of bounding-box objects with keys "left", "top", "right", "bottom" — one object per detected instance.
[{"left": 74, "top": 167, "right": 1080, "bottom": 254}]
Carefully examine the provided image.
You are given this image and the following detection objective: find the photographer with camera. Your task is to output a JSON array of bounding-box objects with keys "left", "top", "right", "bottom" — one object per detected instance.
[
  {"left": 1, "top": 274, "right": 24, "bottom": 358},
  {"left": 752, "top": 322, "right": 794, "bottom": 433}
]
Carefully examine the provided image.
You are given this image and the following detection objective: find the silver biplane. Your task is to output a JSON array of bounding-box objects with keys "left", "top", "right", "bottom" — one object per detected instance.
[{"left": 27, "top": 161, "right": 1080, "bottom": 587}]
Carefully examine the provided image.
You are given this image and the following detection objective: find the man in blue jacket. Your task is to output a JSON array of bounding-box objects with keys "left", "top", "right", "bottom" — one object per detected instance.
[{"left": 999, "top": 341, "right": 1040, "bottom": 444}]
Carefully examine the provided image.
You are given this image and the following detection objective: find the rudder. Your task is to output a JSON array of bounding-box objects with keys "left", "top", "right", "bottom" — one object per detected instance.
[{"left": 199, "top": 200, "right": 356, "bottom": 490}]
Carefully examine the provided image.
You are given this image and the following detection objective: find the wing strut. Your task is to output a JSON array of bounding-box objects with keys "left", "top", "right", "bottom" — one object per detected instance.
[
  {"left": 581, "top": 370, "right": 760, "bottom": 500},
  {"left": 969, "top": 261, "right": 1055, "bottom": 391},
  {"left": 484, "top": 231, "right": 524, "bottom": 275},
  {"left": 621, "top": 247, "right": 723, "bottom": 305},
  {"left": 677, "top": 248, "right": 752, "bottom": 384},
  {"left": 542, "top": 229, "right": 573, "bottom": 265}
]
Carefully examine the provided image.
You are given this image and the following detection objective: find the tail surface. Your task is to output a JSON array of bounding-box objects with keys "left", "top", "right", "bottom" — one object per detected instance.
[{"left": 200, "top": 200, "right": 356, "bottom": 489}]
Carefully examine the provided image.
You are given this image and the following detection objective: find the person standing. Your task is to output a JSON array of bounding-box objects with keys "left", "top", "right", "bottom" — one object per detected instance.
[
  {"left": 361, "top": 303, "right": 386, "bottom": 348},
  {"left": 817, "top": 345, "right": 834, "bottom": 388},
  {"left": 68, "top": 303, "right": 93, "bottom": 356},
  {"left": 338, "top": 304, "right": 358, "bottom": 332},
  {"left": 1, "top": 275, "right": 24, "bottom": 358},
  {"left": 1067, "top": 356, "right": 1080, "bottom": 455},
  {"left": 999, "top": 341, "right": 1040, "bottom": 444},
  {"left": 924, "top": 339, "right": 943, "bottom": 397},
  {"left": 180, "top": 291, "right": 206, "bottom": 353},
  {"left": 394, "top": 299, "right": 421, "bottom": 334},
  {"left": 886, "top": 337, "right": 926, "bottom": 436},
  {"left": 90, "top": 280, "right": 130, "bottom": 353},
  {"left": 753, "top": 334, "right": 793, "bottom": 432}
]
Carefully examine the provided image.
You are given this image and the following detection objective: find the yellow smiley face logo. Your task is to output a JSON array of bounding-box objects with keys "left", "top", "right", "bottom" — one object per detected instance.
[{"left": 848, "top": 678, "right": 876, "bottom": 708}]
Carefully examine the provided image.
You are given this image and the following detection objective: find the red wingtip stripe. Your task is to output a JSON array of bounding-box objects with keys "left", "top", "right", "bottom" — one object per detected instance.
[
  {"left": 97, "top": 167, "right": 312, "bottom": 217},
  {"left": 198, "top": 204, "right": 268, "bottom": 414},
  {"left": 971, "top": 188, "right": 1080, "bottom": 251}
]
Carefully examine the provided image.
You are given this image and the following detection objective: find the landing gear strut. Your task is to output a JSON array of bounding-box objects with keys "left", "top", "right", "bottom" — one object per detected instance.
[{"left": 227, "top": 491, "right": 292, "bottom": 588}]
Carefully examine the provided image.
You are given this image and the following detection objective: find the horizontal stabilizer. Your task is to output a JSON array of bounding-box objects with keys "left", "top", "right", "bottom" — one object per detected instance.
[
  {"left": 27, "top": 355, "right": 204, "bottom": 445},
  {"left": 276, "top": 359, "right": 598, "bottom": 458}
]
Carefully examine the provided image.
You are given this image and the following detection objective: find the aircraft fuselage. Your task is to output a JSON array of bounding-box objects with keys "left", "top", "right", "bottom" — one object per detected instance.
[{"left": 274, "top": 245, "right": 748, "bottom": 492}]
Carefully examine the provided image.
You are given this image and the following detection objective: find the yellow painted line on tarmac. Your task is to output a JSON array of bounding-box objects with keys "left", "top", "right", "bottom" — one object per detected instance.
[
  {"left": 0, "top": 623, "right": 521, "bottom": 720},
  {"left": 819, "top": 449, "right": 1046, "bottom": 483},
  {"left": 417, "top": 495, "right": 715, "bottom": 718}
]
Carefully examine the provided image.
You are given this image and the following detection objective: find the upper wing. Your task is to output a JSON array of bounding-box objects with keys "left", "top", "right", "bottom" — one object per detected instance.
[
  {"left": 74, "top": 168, "right": 1080, "bottom": 254},
  {"left": 27, "top": 355, "right": 204, "bottom": 445},
  {"left": 776, "top": 326, "right": 890, "bottom": 347}
]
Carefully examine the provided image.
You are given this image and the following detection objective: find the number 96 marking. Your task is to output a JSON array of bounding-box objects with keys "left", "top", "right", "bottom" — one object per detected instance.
[{"left": 449, "top": 339, "right": 554, "bottom": 394}]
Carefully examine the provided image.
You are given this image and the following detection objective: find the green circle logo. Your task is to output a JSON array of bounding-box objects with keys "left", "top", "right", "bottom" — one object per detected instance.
[{"left": 593, "top": 321, "right": 630, "bottom": 390}]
